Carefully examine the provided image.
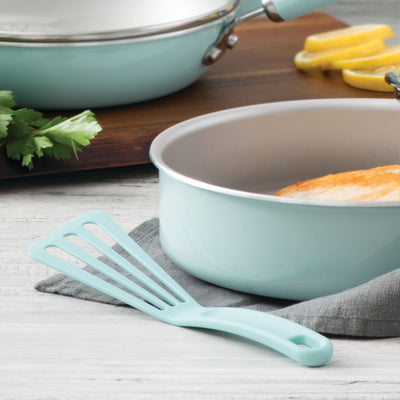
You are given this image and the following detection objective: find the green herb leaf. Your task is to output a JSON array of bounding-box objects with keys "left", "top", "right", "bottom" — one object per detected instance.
[
  {"left": 0, "top": 113, "right": 12, "bottom": 138},
  {"left": 0, "top": 91, "right": 16, "bottom": 109},
  {"left": 43, "top": 142, "right": 73, "bottom": 160},
  {"left": 39, "top": 110, "right": 101, "bottom": 146},
  {"left": 0, "top": 90, "right": 102, "bottom": 169},
  {"left": 0, "top": 91, "right": 15, "bottom": 139},
  {"left": 38, "top": 110, "right": 101, "bottom": 160},
  {"left": 12, "top": 108, "right": 48, "bottom": 128}
]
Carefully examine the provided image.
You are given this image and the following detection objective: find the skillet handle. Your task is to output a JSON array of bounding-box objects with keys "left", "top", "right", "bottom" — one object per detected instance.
[
  {"left": 195, "top": 307, "right": 333, "bottom": 367},
  {"left": 264, "top": 0, "right": 344, "bottom": 21},
  {"left": 204, "top": 0, "right": 344, "bottom": 64}
]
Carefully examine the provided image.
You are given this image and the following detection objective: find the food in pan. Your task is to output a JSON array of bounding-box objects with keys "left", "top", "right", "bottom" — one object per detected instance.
[{"left": 274, "top": 165, "right": 400, "bottom": 201}]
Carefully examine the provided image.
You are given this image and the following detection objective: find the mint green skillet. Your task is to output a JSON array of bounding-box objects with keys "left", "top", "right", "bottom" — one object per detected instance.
[{"left": 0, "top": 0, "right": 342, "bottom": 109}]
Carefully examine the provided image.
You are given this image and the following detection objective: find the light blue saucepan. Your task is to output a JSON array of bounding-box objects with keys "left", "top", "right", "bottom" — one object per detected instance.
[
  {"left": 0, "top": 0, "right": 342, "bottom": 109},
  {"left": 150, "top": 98, "right": 400, "bottom": 301}
]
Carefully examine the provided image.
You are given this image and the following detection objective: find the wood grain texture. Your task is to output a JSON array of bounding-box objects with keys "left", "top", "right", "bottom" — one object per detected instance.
[{"left": 0, "top": 12, "right": 392, "bottom": 180}]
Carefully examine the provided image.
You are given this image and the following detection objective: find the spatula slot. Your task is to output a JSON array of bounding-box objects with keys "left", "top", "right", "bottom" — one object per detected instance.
[
  {"left": 60, "top": 230, "right": 183, "bottom": 309},
  {"left": 45, "top": 245, "right": 87, "bottom": 269},
  {"left": 44, "top": 242, "right": 169, "bottom": 311},
  {"left": 118, "top": 250, "right": 188, "bottom": 305},
  {"left": 80, "top": 221, "right": 188, "bottom": 305},
  {"left": 82, "top": 222, "right": 117, "bottom": 248},
  {"left": 64, "top": 233, "right": 104, "bottom": 260},
  {"left": 62, "top": 234, "right": 163, "bottom": 306}
]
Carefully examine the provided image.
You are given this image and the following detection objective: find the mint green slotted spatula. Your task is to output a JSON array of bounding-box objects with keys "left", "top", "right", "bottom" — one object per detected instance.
[{"left": 28, "top": 210, "right": 333, "bottom": 367}]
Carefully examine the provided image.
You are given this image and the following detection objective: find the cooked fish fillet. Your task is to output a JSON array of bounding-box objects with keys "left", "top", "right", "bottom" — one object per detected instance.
[{"left": 274, "top": 165, "right": 400, "bottom": 201}]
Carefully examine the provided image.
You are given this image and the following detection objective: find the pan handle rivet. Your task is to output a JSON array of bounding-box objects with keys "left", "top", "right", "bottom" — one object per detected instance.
[
  {"left": 227, "top": 34, "right": 238, "bottom": 49},
  {"left": 206, "top": 47, "right": 223, "bottom": 64}
]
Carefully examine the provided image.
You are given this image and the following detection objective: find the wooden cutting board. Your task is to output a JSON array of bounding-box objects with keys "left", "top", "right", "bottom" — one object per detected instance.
[{"left": 0, "top": 12, "right": 392, "bottom": 180}]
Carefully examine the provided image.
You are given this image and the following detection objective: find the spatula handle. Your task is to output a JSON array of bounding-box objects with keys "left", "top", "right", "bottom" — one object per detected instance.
[{"left": 195, "top": 307, "right": 333, "bottom": 367}]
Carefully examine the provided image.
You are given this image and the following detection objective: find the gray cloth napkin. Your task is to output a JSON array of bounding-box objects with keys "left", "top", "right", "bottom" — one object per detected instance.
[{"left": 35, "top": 218, "right": 400, "bottom": 338}]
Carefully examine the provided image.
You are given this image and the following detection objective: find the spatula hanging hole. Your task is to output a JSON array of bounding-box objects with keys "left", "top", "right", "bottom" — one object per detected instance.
[{"left": 288, "top": 335, "right": 319, "bottom": 349}]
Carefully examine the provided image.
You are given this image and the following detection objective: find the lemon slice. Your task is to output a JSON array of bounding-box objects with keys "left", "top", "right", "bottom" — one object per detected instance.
[
  {"left": 342, "top": 65, "right": 400, "bottom": 92},
  {"left": 295, "top": 39, "right": 386, "bottom": 71},
  {"left": 331, "top": 45, "right": 400, "bottom": 70},
  {"left": 304, "top": 24, "right": 394, "bottom": 52}
]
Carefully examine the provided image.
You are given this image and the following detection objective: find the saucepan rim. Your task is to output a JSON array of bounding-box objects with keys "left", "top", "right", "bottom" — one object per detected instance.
[{"left": 150, "top": 98, "right": 400, "bottom": 209}]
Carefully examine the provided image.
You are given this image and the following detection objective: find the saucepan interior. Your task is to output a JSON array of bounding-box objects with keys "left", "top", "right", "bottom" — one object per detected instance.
[
  {"left": 150, "top": 99, "right": 400, "bottom": 300},
  {"left": 154, "top": 98, "right": 400, "bottom": 204}
]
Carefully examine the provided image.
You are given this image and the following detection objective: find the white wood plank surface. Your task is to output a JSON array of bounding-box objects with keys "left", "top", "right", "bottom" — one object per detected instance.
[
  {"left": 2, "top": 2, "right": 400, "bottom": 399},
  {"left": 2, "top": 165, "right": 400, "bottom": 400}
]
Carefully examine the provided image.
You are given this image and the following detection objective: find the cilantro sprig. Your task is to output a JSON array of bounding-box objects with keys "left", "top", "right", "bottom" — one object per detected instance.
[{"left": 0, "top": 90, "right": 102, "bottom": 169}]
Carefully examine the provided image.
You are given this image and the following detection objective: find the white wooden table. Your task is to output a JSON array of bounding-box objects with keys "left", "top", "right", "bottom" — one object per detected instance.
[{"left": 2, "top": 2, "right": 400, "bottom": 399}]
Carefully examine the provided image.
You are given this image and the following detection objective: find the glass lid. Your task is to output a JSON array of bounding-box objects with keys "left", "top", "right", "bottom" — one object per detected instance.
[{"left": 0, "top": 0, "right": 239, "bottom": 42}]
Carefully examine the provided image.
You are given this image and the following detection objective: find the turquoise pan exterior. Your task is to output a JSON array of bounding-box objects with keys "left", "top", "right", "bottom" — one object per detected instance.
[
  {"left": 0, "top": 0, "right": 344, "bottom": 109},
  {"left": 238, "top": 0, "right": 342, "bottom": 20},
  {"left": 150, "top": 99, "right": 400, "bottom": 301},
  {"left": 158, "top": 173, "right": 400, "bottom": 300},
  {"left": 0, "top": 25, "right": 220, "bottom": 109}
]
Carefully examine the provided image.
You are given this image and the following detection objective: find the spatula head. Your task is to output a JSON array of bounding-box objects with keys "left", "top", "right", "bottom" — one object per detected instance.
[{"left": 28, "top": 210, "right": 199, "bottom": 322}]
